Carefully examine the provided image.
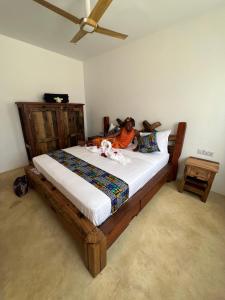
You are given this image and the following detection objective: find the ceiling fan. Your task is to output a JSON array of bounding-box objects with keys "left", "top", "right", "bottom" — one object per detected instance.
[{"left": 33, "top": 0, "right": 128, "bottom": 44}]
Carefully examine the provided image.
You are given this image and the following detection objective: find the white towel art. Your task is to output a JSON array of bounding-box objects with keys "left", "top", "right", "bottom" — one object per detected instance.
[{"left": 86, "top": 140, "right": 131, "bottom": 165}]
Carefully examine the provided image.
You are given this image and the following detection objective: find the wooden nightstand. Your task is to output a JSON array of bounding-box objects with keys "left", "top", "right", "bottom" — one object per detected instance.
[{"left": 178, "top": 156, "right": 219, "bottom": 202}]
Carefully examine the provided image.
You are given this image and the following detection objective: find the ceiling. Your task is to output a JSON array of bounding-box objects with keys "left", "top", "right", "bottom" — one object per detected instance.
[{"left": 0, "top": 0, "right": 224, "bottom": 61}]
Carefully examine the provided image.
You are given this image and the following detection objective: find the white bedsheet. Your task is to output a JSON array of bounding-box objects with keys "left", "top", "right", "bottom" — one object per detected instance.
[{"left": 33, "top": 146, "right": 169, "bottom": 226}]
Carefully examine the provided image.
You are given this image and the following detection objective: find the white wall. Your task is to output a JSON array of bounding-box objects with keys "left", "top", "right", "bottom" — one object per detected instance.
[
  {"left": 0, "top": 34, "right": 85, "bottom": 173},
  {"left": 84, "top": 8, "right": 225, "bottom": 195}
]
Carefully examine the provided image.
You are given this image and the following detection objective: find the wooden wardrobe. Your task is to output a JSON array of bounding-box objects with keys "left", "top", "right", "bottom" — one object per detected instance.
[{"left": 16, "top": 102, "right": 85, "bottom": 160}]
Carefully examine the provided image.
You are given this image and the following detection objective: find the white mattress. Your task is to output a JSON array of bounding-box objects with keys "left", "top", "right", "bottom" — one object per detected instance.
[{"left": 33, "top": 146, "right": 169, "bottom": 226}]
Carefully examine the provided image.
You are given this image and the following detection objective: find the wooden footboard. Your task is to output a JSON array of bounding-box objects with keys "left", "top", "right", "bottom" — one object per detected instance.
[{"left": 25, "top": 166, "right": 106, "bottom": 277}]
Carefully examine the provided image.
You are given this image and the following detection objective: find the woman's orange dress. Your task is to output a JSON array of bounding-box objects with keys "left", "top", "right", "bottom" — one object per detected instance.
[{"left": 92, "top": 128, "right": 135, "bottom": 149}]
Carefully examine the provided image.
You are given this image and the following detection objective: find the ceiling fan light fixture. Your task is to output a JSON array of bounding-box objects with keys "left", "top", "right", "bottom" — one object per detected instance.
[
  {"left": 82, "top": 24, "right": 95, "bottom": 33},
  {"left": 80, "top": 17, "right": 97, "bottom": 33}
]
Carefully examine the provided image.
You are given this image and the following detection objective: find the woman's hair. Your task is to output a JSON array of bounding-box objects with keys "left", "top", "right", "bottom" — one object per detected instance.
[{"left": 124, "top": 117, "right": 135, "bottom": 127}]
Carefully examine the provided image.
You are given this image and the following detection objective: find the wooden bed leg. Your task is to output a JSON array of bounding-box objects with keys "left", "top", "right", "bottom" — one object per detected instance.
[
  {"left": 84, "top": 228, "right": 107, "bottom": 277},
  {"left": 166, "top": 163, "right": 178, "bottom": 182},
  {"left": 171, "top": 164, "right": 178, "bottom": 181}
]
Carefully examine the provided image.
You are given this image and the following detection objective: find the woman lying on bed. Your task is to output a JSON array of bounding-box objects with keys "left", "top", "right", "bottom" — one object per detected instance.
[{"left": 92, "top": 117, "right": 139, "bottom": 149}]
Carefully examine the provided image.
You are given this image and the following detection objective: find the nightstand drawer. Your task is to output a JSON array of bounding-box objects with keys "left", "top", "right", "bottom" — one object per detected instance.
[{"left": 187, "top": 166, "right": 210, "bottom": 181}]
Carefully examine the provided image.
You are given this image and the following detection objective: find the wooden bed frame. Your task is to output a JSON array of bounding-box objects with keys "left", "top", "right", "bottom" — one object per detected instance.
[{"left": 25, "top": 121, "right": 186, "bottom": 277}]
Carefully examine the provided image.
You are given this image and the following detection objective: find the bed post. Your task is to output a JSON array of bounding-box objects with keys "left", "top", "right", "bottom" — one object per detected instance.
[
  {"left": 84, "top": 228, "right": 107, "bottom": 277},
  {"left": 103, "top": 116, "right": 110, "bottom": 137},
  {"left": 171, "top": 122, "right": 187, "bottom": 180},
  {"left": 25, "top": 166, "right": 107, "bottom": 278}
]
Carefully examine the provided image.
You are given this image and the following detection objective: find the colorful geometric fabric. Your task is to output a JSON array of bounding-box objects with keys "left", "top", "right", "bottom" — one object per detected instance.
[
  {"left": 137, "top": 131, "right": 160, "bottom": 153},
  {"left": 48, "top": 150, "right": 129, "bottom": 214}
]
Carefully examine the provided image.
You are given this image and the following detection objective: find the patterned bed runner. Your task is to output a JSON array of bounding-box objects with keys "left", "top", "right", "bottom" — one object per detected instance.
[{"left": 48, "top": 150, "right": 129, "bottom": 214}]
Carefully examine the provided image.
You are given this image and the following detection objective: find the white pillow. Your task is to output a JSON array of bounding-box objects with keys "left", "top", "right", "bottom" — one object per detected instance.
[
  {"left": 140, "top": 132, "right": 150, "bottom": 137},
  {"left": 156, "top": 130, "right": 171, "bottom": 153},
  {"left": 108, "top": 123, "right": 116, "bottom": 131}
]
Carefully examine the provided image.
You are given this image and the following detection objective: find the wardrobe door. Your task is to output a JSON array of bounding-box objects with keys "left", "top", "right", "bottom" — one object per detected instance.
[
  {"left": 61, "top": 106, "right": 85, "bottom": 148},
  {"left": 28, "top": 105, "right": 62, "bottom": 155}
]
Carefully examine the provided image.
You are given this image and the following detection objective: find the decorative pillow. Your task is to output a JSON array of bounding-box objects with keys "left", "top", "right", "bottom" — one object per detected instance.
[
  {"left": 156, "top": 130, "right": 171, "bottom": 153},
  {"left": 140, "top": 131, "right": 157, "bottom": 137},
  {"left": 137, "top": 132, "right": 160, "bottom": 153}
]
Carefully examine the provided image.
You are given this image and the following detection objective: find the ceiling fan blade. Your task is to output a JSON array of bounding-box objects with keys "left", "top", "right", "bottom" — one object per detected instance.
[
  {"left": 96, "top": 26, "right": 128, "bottom": 40},
  {"left": 70, "top": 30, "right": 87, "bottom": 43},
  {"left": 88, "top": 0, "right": 113, "bottom": 23},
  {"left": 33, "top": 0, "right": 81, "bottom": 24}
]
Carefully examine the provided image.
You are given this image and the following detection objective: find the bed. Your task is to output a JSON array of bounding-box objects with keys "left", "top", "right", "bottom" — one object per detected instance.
[
  {"left": 25, "top": 120, "right": 186, "bottom": 277},
  {"left": 33, "top": 146, "right": 170, "bottom": 226}
]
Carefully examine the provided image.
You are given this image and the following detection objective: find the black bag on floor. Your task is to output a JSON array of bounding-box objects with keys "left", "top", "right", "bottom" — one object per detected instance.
[{"left": 13, "top": 175, "right": 28, "bottom": 197}]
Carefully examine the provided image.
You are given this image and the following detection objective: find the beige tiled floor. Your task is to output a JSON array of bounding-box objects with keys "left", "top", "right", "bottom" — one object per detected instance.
[{"left": 1, "top": 168, "right": 225, "bottom": 300}]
